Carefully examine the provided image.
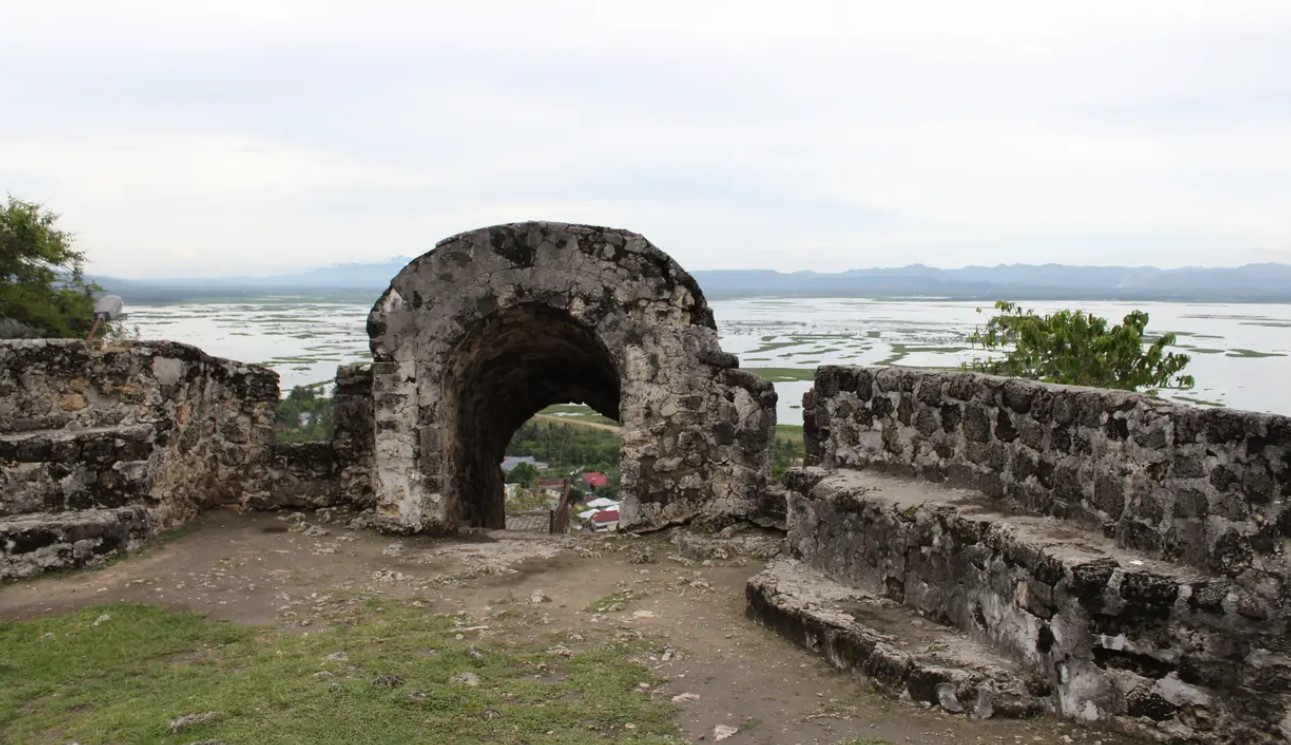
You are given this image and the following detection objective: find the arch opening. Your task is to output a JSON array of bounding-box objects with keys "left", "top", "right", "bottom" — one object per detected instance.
[{"left": 443, "top": 304, "right": 621, "bottom": 529}]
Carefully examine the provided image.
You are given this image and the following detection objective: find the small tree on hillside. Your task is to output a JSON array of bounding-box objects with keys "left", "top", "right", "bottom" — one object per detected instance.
[
  {"left": 964, "top": 301, "right": 1194, "bottom": 393},
  {"left": 274, "top": 385, "right": 336, "bottom": 442},
  {"left": 506, "top": 462, "right": 539, "bottom": 488},
  {"left": 0, "top": 197, "right": 99, "bottom": 338}
]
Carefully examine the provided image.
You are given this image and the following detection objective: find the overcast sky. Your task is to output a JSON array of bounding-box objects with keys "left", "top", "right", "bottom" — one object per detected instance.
[{"left": 2, "top": 1, "right": 1289, "bottom": 277}]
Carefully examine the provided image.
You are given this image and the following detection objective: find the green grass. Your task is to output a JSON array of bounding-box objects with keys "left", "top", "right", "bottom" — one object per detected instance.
[
  {"left": 776, "top": 424, "right": 804, "bottom": 440},
  {"left": 538, "top": 404, "right": 621, "bottom": 427},
  {"left": 586, "top": 592, "right": 636, "bottom": 613},
  {"left": 0, "top": 602, "right": 680, "bottom": 744},
  {"left": 746, "top": 367, "right": 816, "bottom": 382}
]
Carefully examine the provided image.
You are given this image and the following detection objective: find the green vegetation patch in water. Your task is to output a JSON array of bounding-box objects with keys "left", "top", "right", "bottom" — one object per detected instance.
[
  {"left": 747, "top": 368, "right": 817, "bottom": 382},
  {"left": 1173, "top": 395, "right": 1224, "bottom": 407}
]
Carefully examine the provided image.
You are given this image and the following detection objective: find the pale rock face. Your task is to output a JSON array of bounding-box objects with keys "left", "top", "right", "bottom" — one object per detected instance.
[{"left": 363, "top": 222, "right": 776, "bottom": 533}]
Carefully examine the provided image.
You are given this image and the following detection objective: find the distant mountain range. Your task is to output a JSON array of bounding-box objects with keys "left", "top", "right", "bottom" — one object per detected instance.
[{"left": 93, "top": 260, "right": 1291, "bottom": 303}]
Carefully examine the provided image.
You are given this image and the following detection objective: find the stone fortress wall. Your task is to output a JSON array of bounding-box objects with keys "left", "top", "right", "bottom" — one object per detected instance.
[
  {"left": 755, "top": 364, "right": 1291, "bottom": 744},
  {"left": 0, "top": 339, "right": 278, "bottom": 577},
  {"left": 4, "top": 224, "right": 1290, "bottom": 743},
  {"left": 364, "top": 222, "right": 775, "bottom": 534},
  {"left": 802, "top": 365, "right": 1291, "bottom": 592}
]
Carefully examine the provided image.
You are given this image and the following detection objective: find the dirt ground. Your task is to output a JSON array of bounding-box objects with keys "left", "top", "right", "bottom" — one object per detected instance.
[{"left": 0, "top": 510, "right": 1141, "bottom": 745}]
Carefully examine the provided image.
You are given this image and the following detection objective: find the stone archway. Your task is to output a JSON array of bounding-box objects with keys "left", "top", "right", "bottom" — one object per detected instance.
[
  {"left": 443, "top": 304, "right": 621, "bottom": 529},
  {"left": 366, "top": 222, "right": 776, "bottom": 534}
]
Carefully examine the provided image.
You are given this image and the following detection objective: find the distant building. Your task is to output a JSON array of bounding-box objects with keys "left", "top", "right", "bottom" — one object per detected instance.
[
  {"left": 581, "top": 471, "right": 609, "bottom": 490},
  {"left": 501, "top": 455, "right": 549, "bottom": 473},
  {"left": 589, "top": 508, "right": 620, "bottom": 532}
]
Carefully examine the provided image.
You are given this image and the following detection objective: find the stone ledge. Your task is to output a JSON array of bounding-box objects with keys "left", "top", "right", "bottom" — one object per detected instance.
[
  {"left": 747, "top": 558, "right": 1050, "bottom": 719},
  {"left": 802, "top": 364, "right": 1291, "bottom": 593},
  {"left": 785, "top": 467, "right": 1291, "bottom": 744},
  {"left": 669, "top": 526, "right": 783, "bottom": 561},
  {"left": 0, "top": 506, "right": 150, "bottom": 579},
  {"left": 0, "top": 424, "right": 155, "bottom": 463},
  {"left": 0, "top": 424, "right": 157, "bottom": 518}
]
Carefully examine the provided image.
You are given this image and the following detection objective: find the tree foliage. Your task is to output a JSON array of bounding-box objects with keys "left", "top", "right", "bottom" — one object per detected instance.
[
  {"left": 505, "top": 462, "right": 539, "bottom": 487},
  {"left": 506, "top": 420, "right": 621, "bottom": 475},
  {"left": 274, "top": 385, "right": 335, "bottom": 442},
  {"left": 964, "top": 301, "right": 1194, "bottom": 392},
  {"left": 0, "top": 197, "right": 99, "bottom": 338},
  {"left": 771, "top": 429, "right": 805, "bottom": 480}
]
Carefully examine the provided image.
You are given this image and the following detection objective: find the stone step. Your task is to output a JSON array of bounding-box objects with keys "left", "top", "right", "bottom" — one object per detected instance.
[
  {"left": 782, "top": 467, "right": 1291, "bottom": 744},
  {"left": 0, "top": 424, "right": 155, "bottom": 463},
  {"left": 669, "top": 525, "right": 784, "bottom": 562},
  {"left": 0, "top": 426, "right": 156, "bottom": 517},
  {"left": 747, "top": 558, "right": 1050, "bottom": 719},
  {"left": 0, "top": 506, "right": 151, "bottom": 579}
]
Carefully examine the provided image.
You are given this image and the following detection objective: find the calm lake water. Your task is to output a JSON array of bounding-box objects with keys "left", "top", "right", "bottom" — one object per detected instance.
[{"left": 123, "top": 297, "right": 1291, "bottom": 426}]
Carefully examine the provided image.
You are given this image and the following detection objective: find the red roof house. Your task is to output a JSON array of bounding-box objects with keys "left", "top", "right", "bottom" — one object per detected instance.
[
  {"left": 591, "top": 509, "right": 620, "bottom": 527},
  {"left": 581, "top": 471, "right": 609, "bottom": 490}
]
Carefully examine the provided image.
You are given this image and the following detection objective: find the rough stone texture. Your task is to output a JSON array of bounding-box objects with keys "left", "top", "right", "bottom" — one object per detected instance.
[
  {"left": 803, "top": 365, "right": 1291, "bottom": 604},
  {"left": 0, "top": 507, "right": 150, "bottom": 579},
  {"left": 0, "top": 340, "right": 278, "bottom": 577},
  {"left": 332, "top": 362, "right": 375, "bottom": 509},
  {"left": 365, "top": 222, "right": 776, "bottom": 533},
  {"left": 748, "top": 558, "right": 1050, "bottom": 719},
  {"left": 247, "top": 442, "right": 340, "bottom": 510},
  {"left": 669, "top": 526, "right": 784, "bottom": 561},
  {"left": 0, "top": 425, "right": 154, "bottom": 516},
  {"left": 784, "top": 468, "right": 1291, "bottom": 744}
]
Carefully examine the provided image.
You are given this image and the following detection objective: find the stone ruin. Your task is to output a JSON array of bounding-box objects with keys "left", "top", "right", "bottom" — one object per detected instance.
[
  {"left": 3, "top": 221, "right": 1290, "bottom": 744},
  {"left": 364, "top": 222, "right": 775, "bottom": 533}
]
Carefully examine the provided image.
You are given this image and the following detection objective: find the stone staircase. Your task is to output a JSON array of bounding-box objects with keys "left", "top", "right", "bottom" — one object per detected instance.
[
  {"left": 0, "top": 425, "right": 158, "bottom": 577},
  {"left": 748, "top": 467, "right": 1289, "bottom": 744},
  {"left": 744, "top": 364, "right": 1291, "bottom": 744},
  {"left": 748, "top": 555, "right": 1050, "bottom": 719},
  {"left": 1, "top": 340, "right": 279, "bottom": 580}
]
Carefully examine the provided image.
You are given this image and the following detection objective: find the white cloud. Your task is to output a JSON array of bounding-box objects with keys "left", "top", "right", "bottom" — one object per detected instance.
[{"left": 1, "top": 0, "right": 1288, "bottom": 276}]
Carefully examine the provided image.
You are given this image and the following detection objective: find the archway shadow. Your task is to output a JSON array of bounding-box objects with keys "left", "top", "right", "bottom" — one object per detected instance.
[{"left": 444, "top": 304, "right": 620, "bottom": 529}]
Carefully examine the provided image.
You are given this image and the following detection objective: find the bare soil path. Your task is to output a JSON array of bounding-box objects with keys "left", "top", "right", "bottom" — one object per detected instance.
[{"left": 0, "top": 510, "right": 1139, "bottom": 745}]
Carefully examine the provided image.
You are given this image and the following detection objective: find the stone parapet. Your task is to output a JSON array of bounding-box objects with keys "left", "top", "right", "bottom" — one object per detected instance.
[
  {"left": 332, "top": 362, "right": 375, "bottom": 509},
  {"left": 803, "top": 366, "right": 1291, "bottom": 601},
  {"left": 0, "top": 340, "right": 279, "bottom": 577},
  {"left": 782, "top": 468, "right": 1291, "bottom": 744}
]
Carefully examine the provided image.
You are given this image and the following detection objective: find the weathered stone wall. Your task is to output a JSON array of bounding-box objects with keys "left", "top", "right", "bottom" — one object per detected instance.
[
  {"left": 782, "top": 468, "right": 1291, "bottom": 744},
  {"left": 366, "top": 222, "right": 776, "bottom": 534},
  {"left": 249, "top": 442, "right": 340, "bottom": 510},
  {"left": 1, "top": 340, "right": 278, "bottom": 577},
  {"left": 802, "top": 365, "right": 1291, "bottom": 602},
  {"left": 332, "top": 362, "right": 375, "bottom": 509}
]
